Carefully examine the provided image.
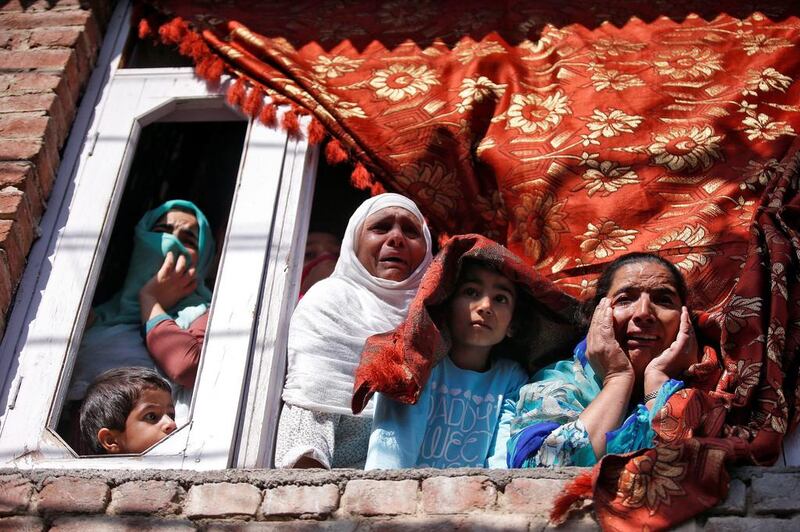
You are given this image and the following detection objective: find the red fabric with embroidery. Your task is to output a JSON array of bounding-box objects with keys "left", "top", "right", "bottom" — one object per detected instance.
[{"left": 139, "top": 2, "right": 800, "bottom": 529}]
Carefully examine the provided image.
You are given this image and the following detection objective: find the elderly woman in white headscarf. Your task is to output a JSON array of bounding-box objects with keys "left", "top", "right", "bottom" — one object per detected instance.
[{"left": 275, "top": 193, "right": 433, "bottom": 469}]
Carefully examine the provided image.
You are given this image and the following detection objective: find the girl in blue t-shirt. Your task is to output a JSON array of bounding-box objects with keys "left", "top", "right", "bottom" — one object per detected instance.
[{"left": 366, "top": 258, "right": 529, "bottom": 469}]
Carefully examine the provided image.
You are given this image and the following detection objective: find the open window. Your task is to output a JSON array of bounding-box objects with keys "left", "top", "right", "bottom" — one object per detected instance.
[{"left": 0, "top": 1, "right": 319, "bottom": 469}]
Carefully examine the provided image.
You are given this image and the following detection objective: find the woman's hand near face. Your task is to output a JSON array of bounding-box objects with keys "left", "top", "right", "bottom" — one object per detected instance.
[
  {"left": 580, "top": 297, "right": 636, "bottom": 458},
  {"left": 586, "top": 298, "right": 634, "bottom": 382},
  {"left": 139, "top": 252, "right": 198, "bottom": 323},
  {"left": 643, "top": 306, "right": 697, "bottom": 398}
]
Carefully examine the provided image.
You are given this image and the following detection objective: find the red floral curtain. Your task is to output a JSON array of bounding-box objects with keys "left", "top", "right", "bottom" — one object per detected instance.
[{"left": 139, "top": 1, "right": 800, "bottom": 529}]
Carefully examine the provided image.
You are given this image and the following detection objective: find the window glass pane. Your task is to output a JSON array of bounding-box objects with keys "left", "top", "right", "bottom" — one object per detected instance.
[{"left": 56, "top": 119, "right": 246, "bottom": 456}]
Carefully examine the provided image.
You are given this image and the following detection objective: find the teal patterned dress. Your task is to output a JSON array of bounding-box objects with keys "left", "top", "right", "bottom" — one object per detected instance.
[{"left": 507, "top": 339, "right": 683, "bottom": 468}]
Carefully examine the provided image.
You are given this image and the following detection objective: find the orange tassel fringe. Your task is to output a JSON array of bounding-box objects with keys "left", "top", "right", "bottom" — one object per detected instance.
[
  {"left": 308, "top": 118, "right": 325, "bottom": 145},
  {"left": 351, "top": 163, "right": 373, "bottom": 190},
  {"left": 226, "top": 78, "right": 246, "bottom": 107},
  {"left": 242, "top": 87, "right": 264, "bottom": 117},
  {"left": 550, "top": 470, "right": 594, "bottom": 525},
  {"left": 138, "top": 19, "right": 152, "bottom": 39},
  {"left": 144, "top": 15, "right": 398, "bottom": 195},
  {"left": 282, "top": 107, "right": 302, "bottom": 139},
  {"left": 325, "top": 139, "right": 348, "bottom": 165}
]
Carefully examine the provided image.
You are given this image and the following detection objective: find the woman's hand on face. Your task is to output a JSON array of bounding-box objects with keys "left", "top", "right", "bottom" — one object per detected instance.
[
  {"left": 644, "top": 306, "right": 698, "bottom": 383},
  {"left": 586, "top": 297, "right": 634, "bottom": 384},
  {"left": 139, "top": 252, "right": 198, "bottom": 310}
]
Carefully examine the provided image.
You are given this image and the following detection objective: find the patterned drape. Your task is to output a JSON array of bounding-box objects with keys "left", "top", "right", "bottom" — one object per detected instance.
[{"left": 139, "top": 2, "right": 800, "bottom": 529}]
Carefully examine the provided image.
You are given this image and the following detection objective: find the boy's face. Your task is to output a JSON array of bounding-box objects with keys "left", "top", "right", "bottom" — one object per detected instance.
[
  {"left": 448, "top": 264, "right": 517, "bottom": 353},
  {"left": 100, "top": 387, "right": 176, "bottom": 454}
]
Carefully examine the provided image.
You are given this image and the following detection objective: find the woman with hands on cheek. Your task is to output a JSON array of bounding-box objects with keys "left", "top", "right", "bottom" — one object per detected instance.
[{"left": 508, "top": 252, "right": 698, "bottom": 467}]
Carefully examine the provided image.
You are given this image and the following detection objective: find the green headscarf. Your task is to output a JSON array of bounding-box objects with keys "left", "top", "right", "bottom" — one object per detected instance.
[{"left": 92, "top": 199, "right": 215, "bottom": 328}]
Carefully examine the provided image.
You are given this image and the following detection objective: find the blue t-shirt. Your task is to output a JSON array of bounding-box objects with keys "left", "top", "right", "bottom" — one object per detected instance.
[{"left": 366, "top": 356, "right": 528, "bottom": 469}]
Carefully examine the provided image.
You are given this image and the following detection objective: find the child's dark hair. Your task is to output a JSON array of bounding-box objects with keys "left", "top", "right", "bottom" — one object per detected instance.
[
  {"left": 450, "top": 258, "right": 535, "bottom": 364},
  {"left": 579, "top": 252, "right": 689, "bottom": 327},
  {"left": 79, "top": 367, "right": 172, "bottom": 455}
]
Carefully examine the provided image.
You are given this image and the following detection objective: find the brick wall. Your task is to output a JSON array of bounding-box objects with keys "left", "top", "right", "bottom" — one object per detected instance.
[
  {"left": 1, "top": 467, "right": 799, "bottom": 530},
  {"left": 0, "top": 0, "right": 111, "bottom": 333}
]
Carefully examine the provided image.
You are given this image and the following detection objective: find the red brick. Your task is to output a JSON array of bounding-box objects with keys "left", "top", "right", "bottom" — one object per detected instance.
[
  {"left": 30, "top": 27, "right": 82, "bottom": 48},
  {"left": 1, "top": 1, "right": 86, "bottom": 12},
  {"left": 0, "top": 162, "right": 42, "bottom": 220},
  {"left": 421, "top": 476, "right": 497, "bottom": 514},
  {"left": 0, "top": 474, "right": 33, "bottom": 515},
  {"left": 0, "top": 188, "right": 24, "bottom": 220},
  {"left": 0, "top": 138, "right": 58, "bottom": 204},
  {"left": 368, "top": 515, "right": 535, "bottom": 531},
  {"left": 108, "top": 480, "right": 181, "bottom": 515},
  {"left": 36, "top": 477, "right": 109, "bottom": 514},
  {"left": 341, "top": 479, "right": 418, "bottom": 516},
  {"left": 0, "top": 140, "right": 57, "bottom": 205},
  {"left": 0, "top": 73, "right": 61, "bottom": 95},
  {"left": 0, "top": 139, "right": 43, "bottom": 161},
  {"left": 0, "top": 114, "right": 49, "bottom": 139},
  {"left": 184, "top": 483, "right": 261, "bottom": 518},
  {"left": 0, "top": 11, "right": 92, "bottom": 30},
  {"left": 0, "top": 250, "right": 13, "bottom": 316},
  {"left": 51, "top": 516, "right": 195, "bottom": 532},
  {"left": 0, "top": 186, "right": 36, "bottom": 256},
  {"left": 0, "top": 516, "right": 44, "bottom": 532},
  {"left": 501, "top": 478, "right": 566, "bottom": 516},
  {"left": 0, "top": 93, "right": 57, "bottom": 113},
  {"left": 261, "top": 484, "right": 340, "bottom": 517},
  {"left": 0, "top": 49, "right": 72, "bottom": 71},
  {"left": 0, "top": 30, "right": 29, "bottom": 50}
]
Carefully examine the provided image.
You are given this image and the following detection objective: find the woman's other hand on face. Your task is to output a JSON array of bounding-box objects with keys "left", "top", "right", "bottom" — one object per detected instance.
[
  {"left": 644, "top": 306, "right": 697, "bottom": 391},
  {"left": 586, "top": 297, "right": 634, "bottom": 384},
  {"left": 139, "top": 252, "right": 198, "bottom": 315}
]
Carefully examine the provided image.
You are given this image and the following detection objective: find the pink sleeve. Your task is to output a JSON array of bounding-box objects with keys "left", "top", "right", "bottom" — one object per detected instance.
[{"left": 145, "top": 311, "right": 209, "bottom": 388}]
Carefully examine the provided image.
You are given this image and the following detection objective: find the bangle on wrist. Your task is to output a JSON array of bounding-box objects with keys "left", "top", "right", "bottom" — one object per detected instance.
[{"left": 643, "top": 390, "right": 659, "bottom": 403}]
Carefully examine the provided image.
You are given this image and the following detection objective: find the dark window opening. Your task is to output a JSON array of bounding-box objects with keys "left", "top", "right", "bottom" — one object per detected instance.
[{"left": 56, "top": 120, "right": 247, "bottom": 456}]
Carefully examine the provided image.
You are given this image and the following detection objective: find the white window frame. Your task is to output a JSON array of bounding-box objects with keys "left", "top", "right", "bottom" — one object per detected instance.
[{"left": 0, "top": 0, "right": 315, "bottom": 470}]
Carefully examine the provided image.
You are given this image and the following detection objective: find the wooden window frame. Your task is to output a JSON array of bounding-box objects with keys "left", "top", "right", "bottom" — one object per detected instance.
[{"left": 0, "top": 0, "right": 315, "bottom": 470}]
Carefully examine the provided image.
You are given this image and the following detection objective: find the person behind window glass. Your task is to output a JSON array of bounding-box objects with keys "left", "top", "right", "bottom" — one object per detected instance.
[
  {"left": 79, "top": 367, "right": 176, "bottom": 455},
  {"left": 366, "top": 257, "right": 529, "bottom": 469},
  {"left": 299, "top": 231, "right": 341, "bottom": 298},
  {"left": 507, "top": 252, "right": 699, "bottom": 468},
  {"left": 68, "top": 200, "right": 215, "bottom": 425},
  {"left": 275, "top": 193, "right": 433, "bottom": 469}
]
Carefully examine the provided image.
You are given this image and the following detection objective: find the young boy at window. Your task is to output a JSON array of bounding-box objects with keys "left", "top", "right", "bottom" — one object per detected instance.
[
  {"left": 79, "top": 367, "right": 177, "bottom": 455},
  {"left": 365, "top": 256, "right": 530, "bottom": 469}
]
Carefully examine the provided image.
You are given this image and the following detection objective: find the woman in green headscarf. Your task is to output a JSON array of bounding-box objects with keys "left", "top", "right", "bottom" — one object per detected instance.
[{"left": 68, "top": 200, "right": 215, "bottom": 422}]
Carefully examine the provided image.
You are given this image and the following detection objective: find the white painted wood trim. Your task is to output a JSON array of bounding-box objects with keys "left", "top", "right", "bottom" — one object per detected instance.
[{"left": 234, "top": 129, "right": 318, "bottom": 469}]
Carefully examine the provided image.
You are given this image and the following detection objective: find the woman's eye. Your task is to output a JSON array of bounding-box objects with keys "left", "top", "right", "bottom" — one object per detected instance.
[
  {"left": 463, "top": 287, "right": 478, "bottom": 297},
  {"left": 144, "top": 412, "right": 158, "bottom": 422},
  {"left": 495, "top": 295, "right": 509, "bottom": 304}
]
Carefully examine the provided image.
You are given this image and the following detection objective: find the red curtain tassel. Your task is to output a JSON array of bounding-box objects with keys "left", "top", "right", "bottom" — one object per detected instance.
[
  {"left": 226, "top": 78, "right": 246, "bottom": 107},
  {"left": 206, "top": 57, "right": 224, "bottom": 82},
  {"left": 308, "top": 117, "right": 326, "bottom": 145},
  {"left": 549, "top": 471, "right": 594, "bottom": 526},
  {"left": 325, "top": 139, "right": 348, "bottom": 165},
  {"left": 159, "top": 17, "right": 185, "bottom": 46},
  {"left": 351, "top": 163, "right": 373, "bottom": 190},
  {"left": 138, "top": 18, "right": 152, "bottom": 39},
  {"left": 259, "top": 103, "right": 278, "bottom": 127},
  {"left": 282, "top": 107, "right": 302, "bottom": 139},
  {"left": 242, "top": 87, "right": 264, "bottom": 117},
  {"left": 370, "top": 181, "right": 386, "bottom": 195}
]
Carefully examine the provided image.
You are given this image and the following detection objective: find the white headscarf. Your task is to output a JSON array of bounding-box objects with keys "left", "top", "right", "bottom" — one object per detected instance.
[{"left": 282, "top": 193, "right": 433, "bottom": 416}]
